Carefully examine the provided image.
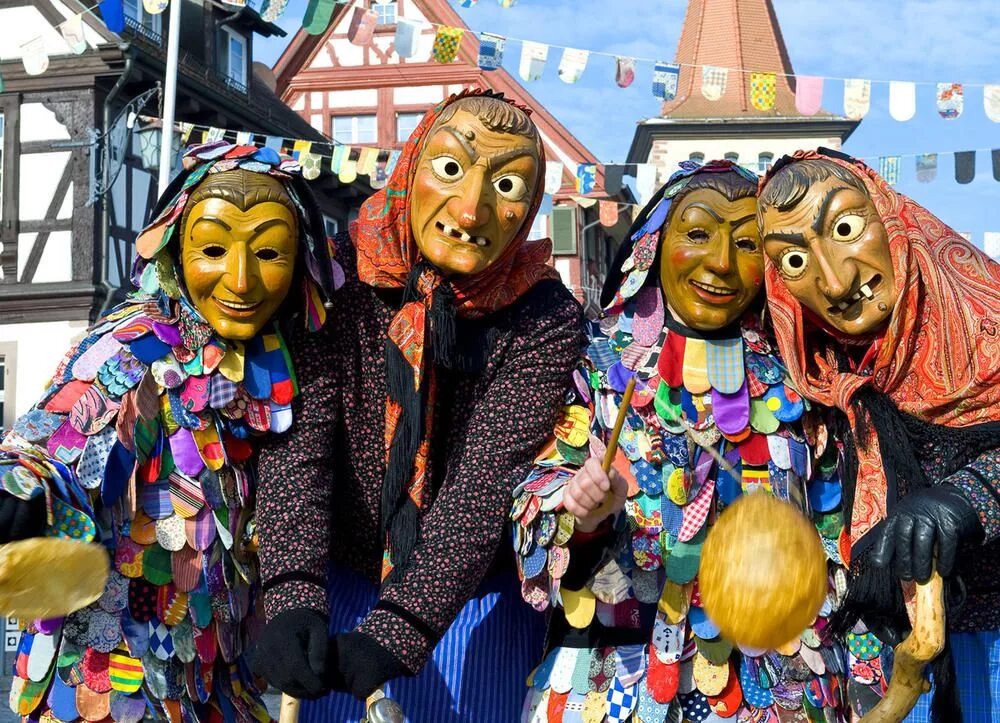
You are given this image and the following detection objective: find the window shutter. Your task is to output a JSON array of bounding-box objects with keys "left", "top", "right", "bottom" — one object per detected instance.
[{"left": 550, "top": 206, "right": 578, "bottom": 255}]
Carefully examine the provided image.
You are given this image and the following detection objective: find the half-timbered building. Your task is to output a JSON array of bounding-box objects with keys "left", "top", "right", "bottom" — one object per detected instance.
[
  {"left": 272, "top": 0, "right": 632, "bottom": 317},
  {"left": 0, "top": 0, "right": 366, "bottom": 425}
]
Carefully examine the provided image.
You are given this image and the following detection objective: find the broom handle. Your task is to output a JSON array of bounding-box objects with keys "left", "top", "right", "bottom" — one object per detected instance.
[
  {"left": 592, "top": 377, "right": 636, "bottom": 519},
  {"left": 278, "top": 694, "right": 300, "bottom": 723}
]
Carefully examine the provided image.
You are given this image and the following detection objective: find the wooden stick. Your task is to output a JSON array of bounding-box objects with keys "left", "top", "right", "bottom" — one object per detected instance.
[
  {"left": 602, "top": 376, "right": 636, "bottom": 473},
  {"left": 278, "top": 693, "right": 300, "bottom": 723},
  {"left": 592, "top": 377, "right": 636, "bottom": 519},
  {"left": 858, "top": 570, "right": 945, "bottom": 723}
]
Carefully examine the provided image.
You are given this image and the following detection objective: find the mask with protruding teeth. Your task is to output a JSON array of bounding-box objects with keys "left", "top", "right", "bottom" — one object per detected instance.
[
  {"left": 835, "top": 283, "right": 875, "bottom": 310},
  {"left": 436, "top": 221, "right": 490, "bottom": 247}
]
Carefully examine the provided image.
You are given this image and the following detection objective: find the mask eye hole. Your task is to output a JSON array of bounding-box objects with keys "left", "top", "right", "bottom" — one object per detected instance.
[
  {"left": 430, "top": 156, "right": 464, "bottom": 181},
  {"left": 735, "top": 237, "right": 759, "bottom": 252},
  {"left": 493, "top": 175, "right": 528, "bottom": 202},
  {"left": 832, "top": 213, "right": 866, "bottom": 242},
  {"left": 255, "top": 248, "right": 279, "bottom": 261},
  {"left": 779, "top": 248, "right": 809, "bottom": 279},
  {"left": 686, "top": 229, "right": 710, "bottom": 242},
  {"left": 202, "top": 245, "right": 226, "bottom": 259}
]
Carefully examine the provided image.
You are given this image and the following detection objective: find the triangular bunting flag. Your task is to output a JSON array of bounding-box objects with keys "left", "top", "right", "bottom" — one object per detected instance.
[
  {"left": 558, "top": 48, "right": 589, "bottom": 84},
  {"left": 60, "top": 14, "right": 88, "bottom": 54},
  {"left": 794, "top": 75, "right": 823, "bottom": 115},
  {"left": 915, "top": 153, "right": 937, "bottom": 183},
  {"left": 498, "top": 0, "right": 517, "bottom": 6},
  {"left": 98, "top": 0, "right": 125, "bottom": 33},
  {"left": 394, "top": 18, "right": 421, "bottom": 59},
  {"left": 701, "top": 66, "right": 727, "bottom": 101},
  {"left": 236, "top": 130, "right": 252, "bottom": 145},
  {"left": 303, "top": 0, "right": 337, "bottom": 36},
  {"left": 636, "top": 164, "right": 657, "bottom": 205},
  {"left": 993, "top": 149, "right": 1000, "bottom": 182},
  {"left": 984, "top": 85, "right": 1000, "bottom": 123},
  {"left": 954, "top": 151, "right": 975, "bottom": 184},
  {"left": 260, "top": 0, "right": 288, "bottom": 22},
  {"left": 519, "top": 41, "right": 548, "bottom": 82},
  {"left": 20, "top": 37, "right": 49, "bottom": 76},
  {"left": 544, "top": 162, "right": 564, "bottom": 195},
  {"left": 432, "top": 26, "right": 464, "bottom": 64},
  {"left": 205, "top": 127, "right": 225, "bottom": 142},
  {"left": 750, "top": 72, "right": 776, "bottom": 111},
  {"left": 615, "top": 57, "right": 636, "bottom": 88},
  {"left": 878, "top": 156, "right": 900, "bottom": 185},
  {"left": 347, "top": 7, "right": 377, "bottom": 44},
  {"left": 937, "top": 83, "right": 963, "bottom": 119},
  {"left": 576, "top": 164, "right": 596, "bottom": 194},
  {"left": 599, "top": 201, "right": 619, "bottom": 227},
  {"left": 458, "top": 0, "right": 477, "bottom": 5},
  {"left": 478, "top": 33, "right": 505, "bottom": 71},
  {"left": 889, "top": 81, "right": 916, "bottom": 121},
  {"left": 653, "top": 62, "right": 680, "bottom": 101},
  {"left": 604, "top": 165, "right": 625, "bottom": 195},
  {"left": 843, "top": 78, "right": 871, "bottom": 120},
  {"left": 143, "top": 0, "right": 168, "bottom": 14}
]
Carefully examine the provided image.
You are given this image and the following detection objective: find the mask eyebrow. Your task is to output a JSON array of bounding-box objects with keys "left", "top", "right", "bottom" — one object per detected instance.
[
  {"left": 251, "top": 218, "right": 293, "bottom": 239},
  {"left": 811, "top": 186, "right": 849, "bottom": 234},
  {"left": 438, "top": 125, "right": 479, "bottom": 163},
  {"left": 729, "top": 213, "right": 756, "bottom": 229},
  {"left": 191, "top": 216, "right": 232, "bottom": 232},
  {"left": 763, "top": 231, "right": 807, "bottom": 246},
  {"left": 487, "top": 147, "right": 537, "bottom": 170},
  {"left": 683, "top": 202, "right": 724, "bottom": 223}
]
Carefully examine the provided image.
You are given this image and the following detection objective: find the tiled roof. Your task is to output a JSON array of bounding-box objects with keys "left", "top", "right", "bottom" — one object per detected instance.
[{"left": 661, "top": 0, "right": 832, "bottom": 119}]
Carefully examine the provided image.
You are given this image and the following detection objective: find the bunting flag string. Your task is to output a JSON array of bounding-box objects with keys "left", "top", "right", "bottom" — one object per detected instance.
[{"left": 146, "top": 116, "right": 1000, "bottom": 198}]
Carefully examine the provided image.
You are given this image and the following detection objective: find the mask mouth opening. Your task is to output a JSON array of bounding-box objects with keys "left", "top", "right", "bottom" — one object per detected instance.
[
  {"left": 434, "top": 220, "right": 490, "bottom": 248},
  {"left": 826, "top": 273, "right": 883, "bottom": 316}
]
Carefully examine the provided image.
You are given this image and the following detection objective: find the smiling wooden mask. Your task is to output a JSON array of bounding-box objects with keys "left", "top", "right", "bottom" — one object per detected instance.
[{"left": 180, "top": 171, "right": 299, "bottom": 340}]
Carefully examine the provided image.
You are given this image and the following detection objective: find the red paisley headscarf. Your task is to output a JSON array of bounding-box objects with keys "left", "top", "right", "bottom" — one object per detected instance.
[
  {"left": 764, "top": 150, "right": 1000, "bottom": 549},
  {"left": 350, "top": 88, "right": 559, "bottom": 582}
]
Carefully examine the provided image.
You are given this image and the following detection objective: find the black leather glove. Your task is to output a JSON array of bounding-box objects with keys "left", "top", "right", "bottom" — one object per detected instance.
[
  {"left": 871, "top": 484, "right": 983, "bottom": 583},
  {"left": 250, "top": 609, "right": 332, "bottom": 699},
  {"left": 0, "top": 492, "right": 47, "bottom": 544},
  {"left": 331, "top": 631, "right": 410, "bottom": 701}
]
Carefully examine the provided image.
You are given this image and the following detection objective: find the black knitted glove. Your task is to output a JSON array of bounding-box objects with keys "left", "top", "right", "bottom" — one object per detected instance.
[
  {"left": 331, "top": 631, "right": 411, "bottom": 701},
  {"left": 0, "top": 492, "right": 47, "bottom": 544},
  {"left": 871, "top": 484, "right": 984, "bottom": 583},
  {"left": 251, "top": 609, "right": 332, "bottom": 699}
]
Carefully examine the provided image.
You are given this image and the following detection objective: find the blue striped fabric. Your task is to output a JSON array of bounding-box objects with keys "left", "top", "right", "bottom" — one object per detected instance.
[
  {"left": 301, "top": 565, "right": 546, "bottom": 723},
  {"left": 905, "top": 630, "right": 1000, "bottom": 723}
]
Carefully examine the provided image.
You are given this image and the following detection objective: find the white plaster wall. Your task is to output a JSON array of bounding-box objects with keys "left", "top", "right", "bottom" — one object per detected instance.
[
  {"left": 0, "top": 6, "right": 71, "bottom": 60},
  {"left": 393, "top": 86, "right": 442, "bottom": 105},
  {"left": 0, "top": 320, "right": 88, "bottom": 417},
  {"left": 554, "top": 257, "right": 573, "bottom": 289},
  {"left": 20, "top": 103, "right": 70, "bottom": 142},
  {"left": 330, "top": 40, "right": 365, "bottom": 67},
  {"left": 648, "top": 133, "right": 844, "bottom": 183},
  {"left": 19, "top": 151, "right": 71, "bottom": 220},
  {"left": 328, "top": 89, "right": 378, "bottom": 108}
]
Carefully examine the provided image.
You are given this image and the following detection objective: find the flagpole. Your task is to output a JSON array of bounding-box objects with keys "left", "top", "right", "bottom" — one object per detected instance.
[{"left": 158, "top": 0, "right": 182, "bottom": 193}]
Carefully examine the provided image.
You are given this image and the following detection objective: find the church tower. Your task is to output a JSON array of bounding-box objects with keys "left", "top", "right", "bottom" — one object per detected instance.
[{"left": 626, "top": 0, "right": 859, "bottom": 178}]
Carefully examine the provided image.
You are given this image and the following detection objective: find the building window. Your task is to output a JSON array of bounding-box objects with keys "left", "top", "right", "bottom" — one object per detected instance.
[
  {"left": 331, "top": 115, "right": 377, "bottom": 145},
  {"left": 123, "top": 0, "right": 162, "bottom": 39},
  {"left": 758, "top": 152, "right": 774, "bottom": 173},
  {"left": 372, "top": 0, "right": 397, "bottom": 25},
  {"left": 688, "top": 152, "right": 705, "bottom": 164},
  {"left": 396, "top": 112, "right": 423, "bottom": 143},
  {"left": 723, "top": 152, "right": 739, "bottom": 163},
  {"left": 220, "top": 28, "right": 248, "bottom": 91}
]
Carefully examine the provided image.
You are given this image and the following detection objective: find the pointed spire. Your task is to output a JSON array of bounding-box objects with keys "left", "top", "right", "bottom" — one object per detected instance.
[{"left": 661, "top": 0, "right": 820, "bottom": 118}]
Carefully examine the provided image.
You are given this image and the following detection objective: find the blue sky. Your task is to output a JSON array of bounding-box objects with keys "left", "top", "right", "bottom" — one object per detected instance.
[{"left": 255, "top": 0, "right": 1000, "bottom": 248}]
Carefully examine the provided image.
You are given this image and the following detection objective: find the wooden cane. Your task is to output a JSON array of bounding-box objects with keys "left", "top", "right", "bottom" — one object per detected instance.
[
  {"left": 858, "top": 570, "right": 945, "bottom": 723},
  {"left": 592, "top": 377, "right": 636, "bottom": 519},
  {"left": 278, "top": 694, "right": 300, "bottom": 723}
]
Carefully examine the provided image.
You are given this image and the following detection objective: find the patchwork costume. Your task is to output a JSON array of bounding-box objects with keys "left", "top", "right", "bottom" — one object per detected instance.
[
  {"left": 763, "top": 151, "right": 1000, "bottom": 722},
  {"left": 255, "top": 91, "right": 584, "bottom": 721},
  {"left": 1, "top": 142, "right": 340, "bottom": 722},
  {"left": 513, "top": 164, "right": 872, "bottom": 722}
]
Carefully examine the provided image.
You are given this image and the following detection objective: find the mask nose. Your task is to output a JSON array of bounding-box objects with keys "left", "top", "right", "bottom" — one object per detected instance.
[
  {"left": 815, "top": 250, "right": 855, "bottom": 303},
  {"left": 451, "top": 167, "right": 490, "bottom": 230}
]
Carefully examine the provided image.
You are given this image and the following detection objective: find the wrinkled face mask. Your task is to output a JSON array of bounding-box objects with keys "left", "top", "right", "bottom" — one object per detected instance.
[
  {"left": 409, "top": 109, "right": 539, "bottom": 276},
  {"left": 658, "top": 188, "right": 763, "bottom": 330},
  {"left": 762, "top": 175, "right": 898, "bottom": 336},
  {"left": 181, "top": 178, "right": 299, "bottom": 341}
]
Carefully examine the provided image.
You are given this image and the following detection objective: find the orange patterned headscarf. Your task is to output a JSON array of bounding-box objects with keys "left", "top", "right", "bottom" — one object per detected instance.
[
  {"left": 350, "top": 89, "right": 558, "bottom": 582},
  {"left": 763, "top": 150, "right": 1000, "bottom": 549}
]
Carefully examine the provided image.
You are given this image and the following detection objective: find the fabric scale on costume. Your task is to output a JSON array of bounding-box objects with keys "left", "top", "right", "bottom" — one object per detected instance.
[{"left": 1, "top": 142, "right": 341, "bottom": 723}]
